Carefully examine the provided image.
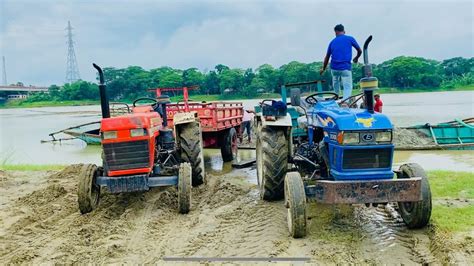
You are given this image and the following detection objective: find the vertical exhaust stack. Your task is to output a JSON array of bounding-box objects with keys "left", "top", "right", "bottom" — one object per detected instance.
[
  {"left": 359, "top": 36, "right": 378, "bottom": 114},
  {"left": 93, "top": 63, "right": 110, "bottom": 119}
]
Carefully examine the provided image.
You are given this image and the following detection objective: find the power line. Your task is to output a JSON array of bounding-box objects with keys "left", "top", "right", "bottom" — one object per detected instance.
[{"left": 65, "top": 21, "right": 81, "bottom": 83}]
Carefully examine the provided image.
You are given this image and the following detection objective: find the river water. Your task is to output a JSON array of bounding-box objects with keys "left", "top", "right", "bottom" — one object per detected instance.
[{"left": 1, "top": 91, "right": 473, "bottom": 172}]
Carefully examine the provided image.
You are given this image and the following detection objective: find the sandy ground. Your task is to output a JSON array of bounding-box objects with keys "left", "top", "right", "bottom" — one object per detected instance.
[{"left": 0, "top": 166, "right": 472, "bottom": 264}]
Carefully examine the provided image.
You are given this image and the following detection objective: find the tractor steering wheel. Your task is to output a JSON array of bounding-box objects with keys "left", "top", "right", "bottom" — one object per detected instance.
[
  {"left": 305, "top": 92, "right": 339, "bottom": 105},
  {"left": 133, "top": 98, "right": 159, "bottom": 110},
  {"left": 339, "top": 93, "right": 364, "bottom": 108}
]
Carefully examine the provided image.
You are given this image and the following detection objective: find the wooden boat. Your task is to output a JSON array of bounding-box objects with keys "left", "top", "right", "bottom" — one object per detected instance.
[
  {"left": 47, "top": 121, "right": 101, "bottom": 145},
  {"left": 399, "top": 117, "right": 474, "bottom": 150}
]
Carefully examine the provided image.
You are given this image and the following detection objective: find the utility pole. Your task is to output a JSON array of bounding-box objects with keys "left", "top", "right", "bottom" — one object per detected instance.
[
  {"left": 65, "top": 21, "right": 81, "bottom": 83},
  {"left": 2, "top": 56, "right": 6, "bottom": 85}
]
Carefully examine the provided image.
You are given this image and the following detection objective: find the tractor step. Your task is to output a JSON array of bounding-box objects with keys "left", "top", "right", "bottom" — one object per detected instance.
[
  {"left": 232, "top": 158, "right": 256, "bottom": 168},
  {"left": 305, "top": 178, "right": 422, "bottom": 204}
]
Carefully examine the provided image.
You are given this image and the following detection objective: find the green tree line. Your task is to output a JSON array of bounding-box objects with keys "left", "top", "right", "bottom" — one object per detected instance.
[{"left": 14, "top": 56, "right": 474, "bottom": 103}]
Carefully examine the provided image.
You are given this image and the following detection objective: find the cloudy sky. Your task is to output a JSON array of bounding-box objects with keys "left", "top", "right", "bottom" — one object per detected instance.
[{"left": 0, "top": 0, "right": 472, "bottom": 86}]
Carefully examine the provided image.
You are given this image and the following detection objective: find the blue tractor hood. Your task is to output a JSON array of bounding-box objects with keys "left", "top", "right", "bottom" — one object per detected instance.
[{"left": 308, "top": 100, "right": 393, "bottom": 131}]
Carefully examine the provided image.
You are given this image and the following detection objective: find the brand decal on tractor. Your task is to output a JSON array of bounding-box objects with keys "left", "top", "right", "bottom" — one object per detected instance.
[
  {"left": 317, "top": 116, "right": 336, "bottom": 127},
  {"left": 356, "top": 117, "right": 375, "bottom": 127},
  {"left": 361, "top": 132, "right": 374, "bottom": 142}
]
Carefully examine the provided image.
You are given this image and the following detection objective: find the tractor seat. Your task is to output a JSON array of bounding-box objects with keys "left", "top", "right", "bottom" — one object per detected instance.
[{"left": 156, "top": 95, "right": 171, "bottom": 104}]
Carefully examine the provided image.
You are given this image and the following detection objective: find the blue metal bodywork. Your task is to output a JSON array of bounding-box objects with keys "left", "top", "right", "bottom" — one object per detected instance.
[{"left": 307, "top": 99, "right": 394, "bottom": 181}]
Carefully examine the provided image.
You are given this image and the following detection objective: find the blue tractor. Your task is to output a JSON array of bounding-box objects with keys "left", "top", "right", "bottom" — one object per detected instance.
[{"left": 255, "top": 36, "right": 432, "bottom": 238}]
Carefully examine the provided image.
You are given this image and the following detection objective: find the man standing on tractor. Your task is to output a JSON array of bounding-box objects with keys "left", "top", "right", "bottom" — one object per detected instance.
[{"left": 320, "top": 24, "right": 362, "bottom": 101}]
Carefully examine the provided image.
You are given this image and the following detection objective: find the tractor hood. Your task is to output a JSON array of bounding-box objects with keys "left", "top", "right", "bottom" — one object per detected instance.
[{"left": 308, "top": 100, "right": 393, "bottom": 131}]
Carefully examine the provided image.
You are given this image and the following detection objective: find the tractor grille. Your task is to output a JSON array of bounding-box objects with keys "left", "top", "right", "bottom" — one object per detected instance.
[
  {"left": 103, "top": 140, "right": 150, "bottom": 171},
  {"left": 342, "top": 148, "right": 391, "bottom": 169}
]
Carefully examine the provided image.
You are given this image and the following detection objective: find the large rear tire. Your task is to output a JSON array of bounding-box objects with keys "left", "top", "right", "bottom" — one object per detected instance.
[
  {"left": 178, "top": 122, "right": 205, "bottom": 186},
  {"left": 78, "top": 164, "right": 101, "bottom": 214},
  {"left": 221, "top": 127, "right": 238, "bottom": 162},
  {"left": 178, "top": 162, "right": 192, "bottom": 214},
  {"left": 397, "top": 163, "right": 432, "bottom": 229},
  {"left": 285, "top": 172, "right": 307, "bottom": 238},
  {"left": 256, "top": 126, "right": 288, "bottom": 200}
]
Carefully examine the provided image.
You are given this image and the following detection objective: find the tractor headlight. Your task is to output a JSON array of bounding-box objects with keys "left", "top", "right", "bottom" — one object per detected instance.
[
  {"left": 130, "top": 128, "right": 147, "bottom": 137},
  {"left": 376, "top": 131, "right": 392, "bottom": 143},
  {"left": 342, "top": 132, "right": 359, "bottom": 144},
  {"left": 102, "top": 131, "right": 117, "bottom": 140}
]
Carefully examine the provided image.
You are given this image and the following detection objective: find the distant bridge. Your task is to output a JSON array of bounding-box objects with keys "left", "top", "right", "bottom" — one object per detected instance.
[{"left": 0, "top": 85, "right": 49, "bottom": 92}]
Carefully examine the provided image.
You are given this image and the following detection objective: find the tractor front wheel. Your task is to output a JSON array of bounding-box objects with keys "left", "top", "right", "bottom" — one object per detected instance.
[
  {"left": 77, "top": 164, "right": 101, "bottom": 214},
  {"left": 178, "top": 162, "right": 192, "bottom": 214},
  {"left": 397, "top": 163, "right": 432, "bottom": 229},
  {"left": 221, "top": 127, "right": 238, "bottom": 162},
  {"left": 178, "top": 122, "right": 205, "bottom": 186},
  {"left": 285, "top": 172, "right": 307, "bottom": 238},
  {"left": 256, "top": 127, "right": 288, "bottom": 200}
]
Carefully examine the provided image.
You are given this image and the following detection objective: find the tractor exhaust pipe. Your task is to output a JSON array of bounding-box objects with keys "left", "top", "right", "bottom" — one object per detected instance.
[
  {"left": 359, "top": 36, "right": 378, "bottom": 114},
  {"left": 93, "top": 63, "right": 110, "bottom": 119}
]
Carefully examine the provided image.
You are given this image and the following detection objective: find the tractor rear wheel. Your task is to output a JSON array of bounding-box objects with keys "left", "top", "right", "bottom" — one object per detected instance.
[
  {"left": 256, "top": 127, "right": 288, "bottom": 200},
  {"left": 178, "top": 162, "right": 192, "bottom": 214},
  {"left": 178, "top": 122, "right": 205, "bottom": 186},
  {"left": 285, "top": 172, "right": 307, "bottom": 238},
  {"left": 397, "top": 163, "right": 432, "bottom": 229},
  {"left": 77, "top": 164, "right": 101, "bottom": 214},
  {"left": 221, "top": 127, "right": 238, "bottom": 162}
]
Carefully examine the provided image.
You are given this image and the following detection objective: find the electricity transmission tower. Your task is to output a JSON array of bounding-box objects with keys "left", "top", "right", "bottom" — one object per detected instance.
[
  {"left": 65, "top": 21, "right": 81, "bottom": 83},
  {"left": 2, "top": 56, "right": 6, "bottom": 85}
]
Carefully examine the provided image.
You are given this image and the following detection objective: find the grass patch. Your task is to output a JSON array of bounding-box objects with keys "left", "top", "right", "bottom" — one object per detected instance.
[
  {"left": 431, "top": 205, "right": 474, "bottom": 232},
  {"left": 1, "top": 100, "right": 99, "bottom": 109},
  {"left": 0, "top": 164, "right": 67, "bottom": 171},
  {"left": 377, "top": 84, "right": 474, "bottom": 94},
  {"left": 429, "top": 171, "right": 474, "bottom": 198},
  {"left": 427, "top": 170, "right": 474, "bottom": 232}
]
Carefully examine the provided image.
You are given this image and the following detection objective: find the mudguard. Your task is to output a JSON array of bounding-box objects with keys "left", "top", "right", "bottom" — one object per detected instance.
[{"left": 173, "top": 112, "right": 199, "bottom": 125}]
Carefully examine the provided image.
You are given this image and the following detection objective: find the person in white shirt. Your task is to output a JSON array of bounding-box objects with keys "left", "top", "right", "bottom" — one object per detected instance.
[{"left": 241, "top": 109, "right": 255, "bottom": 143}]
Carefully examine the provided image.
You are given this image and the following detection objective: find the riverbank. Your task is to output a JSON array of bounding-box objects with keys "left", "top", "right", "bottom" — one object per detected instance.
[
  {"left": 1, "top": 85, "right": 472, "bottom": 109},
  {"left": 1, "top": 164, "right": 472, "bottom": 233},
  {"left": 1, "top": 100, "right": 100, "bottom": 109},
  {"left": 0, "top": 166, "right": 471, "bottom": 264},
  {"left": 377, "top": 84, "right": 474, "bottom": 94}
]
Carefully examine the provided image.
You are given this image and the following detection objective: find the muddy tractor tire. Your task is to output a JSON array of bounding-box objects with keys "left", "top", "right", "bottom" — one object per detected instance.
[
  {"left": 221, "top": 127, "right": 238, "bottom": 162},
  {"left": 178, "top": 162, "right": 192, "bottom": 214},
  {"left": 77, "top": 164, "right": 101, "bottom": 214},
  {"left": 397, "top": 163, "right": 432, "bottom": 229},
  {"left": 285, "top": 172, "right": 307, "bottom": 238},
  {"left": 178, "top": 122, "right": 205, "bottom": 186},
  {"left": 256, "top": 127, "right": 288, "bottom": 200}
]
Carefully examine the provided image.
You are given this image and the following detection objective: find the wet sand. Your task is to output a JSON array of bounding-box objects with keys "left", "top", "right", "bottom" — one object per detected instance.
[{"left": 0, "top": 166, "right": 472, "bottom": 264}]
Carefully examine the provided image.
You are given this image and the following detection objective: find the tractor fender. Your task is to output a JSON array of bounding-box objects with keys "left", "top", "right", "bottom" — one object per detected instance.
[
  {"left": 260, "top": 113, "right": 292, "bottom": 127},
  {"left": 259, "top": 114, "right": 294, "bottom": 159},
  {"left": 173, "top": 111, "right": 199, "bottom": 125}
]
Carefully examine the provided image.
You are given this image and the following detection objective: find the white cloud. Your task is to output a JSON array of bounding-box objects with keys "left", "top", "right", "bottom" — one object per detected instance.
[{"left": 0, "top": 0, "right": 472, "bottom": 86}]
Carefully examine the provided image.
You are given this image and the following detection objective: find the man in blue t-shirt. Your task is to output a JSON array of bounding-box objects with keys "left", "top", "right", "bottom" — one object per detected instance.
[{"left": 320, "top": 24, "right": 362, "bottom": 101}]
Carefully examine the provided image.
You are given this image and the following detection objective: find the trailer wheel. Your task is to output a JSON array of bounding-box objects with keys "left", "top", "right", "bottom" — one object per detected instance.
[
  {"left": 178, "top": 162, "right": 192, "bottom": 214},
  {"left": 178, "top": 122, "right": 205, "bottom": 186},
  {"left": 397, "top": 163, "right": 432, "bottom": 229},
  {"left": 78, "top": 164, "right": 101, "bottom": 214},
  {"left": 221, "top": 127, "right": 238, "bottom": 162},
  {"left": 256, "top": 127, "right": 288, "bottom": 200},
  {"left": 285, "top": 172, "right": 307, "bottom": 238}
]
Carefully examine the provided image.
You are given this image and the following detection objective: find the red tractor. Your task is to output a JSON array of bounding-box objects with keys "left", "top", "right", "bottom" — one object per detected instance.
[{"left": 77, "top": 64, "right": 205, "bottom": 214}]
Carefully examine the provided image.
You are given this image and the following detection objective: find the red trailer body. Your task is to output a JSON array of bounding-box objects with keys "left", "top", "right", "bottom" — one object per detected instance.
[{"left": 150, "top": 87, "right": 243, "bottom": 162}]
